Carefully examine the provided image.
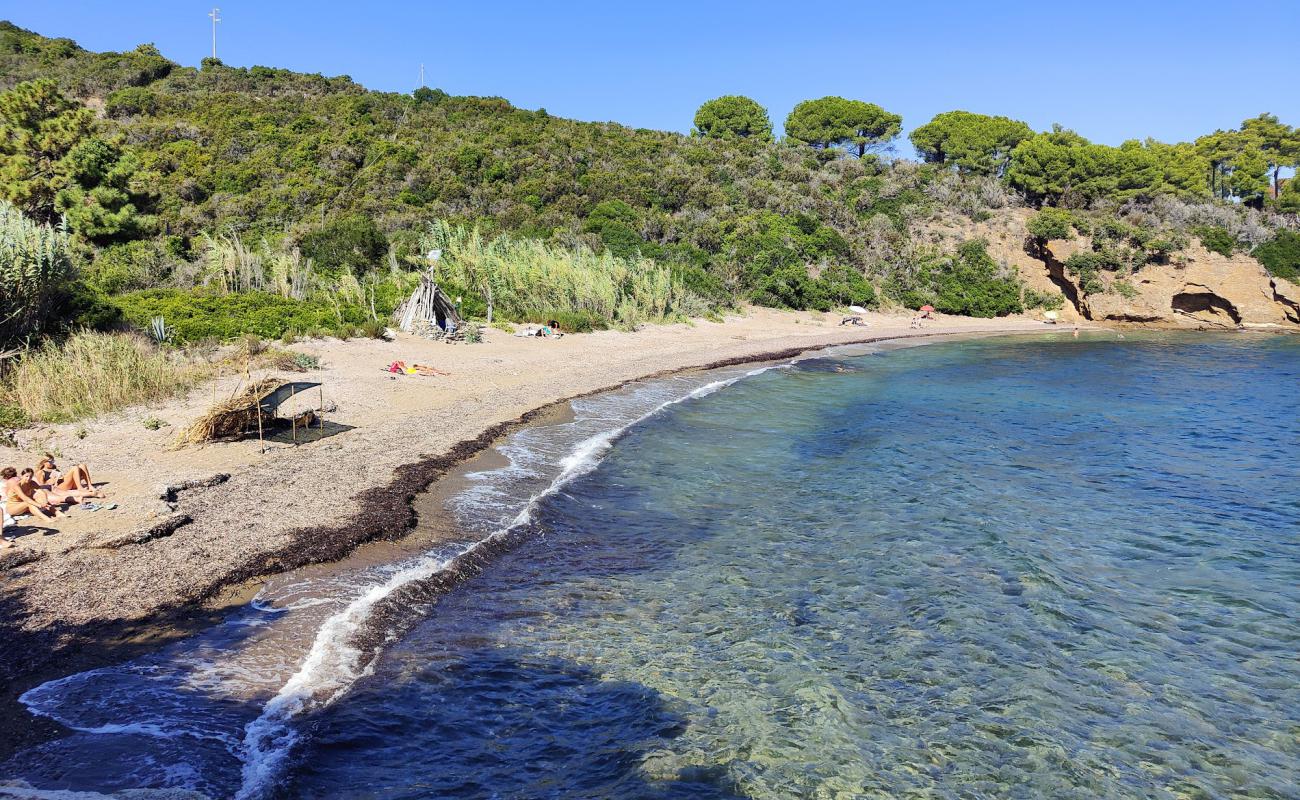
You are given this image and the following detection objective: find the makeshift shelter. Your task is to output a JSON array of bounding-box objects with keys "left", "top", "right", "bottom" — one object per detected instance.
[
  {"left": 177, "top": 379, "right": 325, "bottom": 449},
  {"left": 396, "top": 272, "right": 462, "bottom": 333}
]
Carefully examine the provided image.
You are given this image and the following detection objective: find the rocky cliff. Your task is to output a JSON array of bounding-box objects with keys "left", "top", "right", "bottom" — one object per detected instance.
[{"left": 921, "top": 210, "right": 1300, "bottom": 329}]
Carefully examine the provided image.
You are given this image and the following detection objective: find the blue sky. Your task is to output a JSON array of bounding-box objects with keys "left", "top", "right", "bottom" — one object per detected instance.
[{"left": 5, "top": 1, "right": 1298, "bottom": 150}]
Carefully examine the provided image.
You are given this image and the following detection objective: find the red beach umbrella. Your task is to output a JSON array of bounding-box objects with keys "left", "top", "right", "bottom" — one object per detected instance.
[{"left": 920, "top": 304, "right": 935, "bottom": 312}]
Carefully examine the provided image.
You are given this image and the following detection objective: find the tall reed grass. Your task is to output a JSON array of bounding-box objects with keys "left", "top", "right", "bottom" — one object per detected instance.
[
  {"left": 2, "top": 331, "right": 205, "bottom": 422},
  {"left": 422, "top": 220, "right": 709, "bottom": 328},
  {"left": 201, "top": 232, "right": 317, "bottom": 299}
]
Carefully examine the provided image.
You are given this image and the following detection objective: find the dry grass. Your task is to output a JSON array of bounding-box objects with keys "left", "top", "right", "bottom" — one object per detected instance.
[{"left": 1, "top": 331, "right": 207, "bottom": 423}]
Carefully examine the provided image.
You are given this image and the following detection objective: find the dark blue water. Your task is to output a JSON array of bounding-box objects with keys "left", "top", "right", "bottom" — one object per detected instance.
[
  {"left": 8, "top": 332, "right": 1299, "bottom": 799},
  {"left": 286, "top": 333, "right": 1299, "bottom": 798}
]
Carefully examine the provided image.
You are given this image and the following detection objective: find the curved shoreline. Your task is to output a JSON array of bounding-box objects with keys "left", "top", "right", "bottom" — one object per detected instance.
[{"left": 0, "top": 322, "right": 1056, "bottom": 762}]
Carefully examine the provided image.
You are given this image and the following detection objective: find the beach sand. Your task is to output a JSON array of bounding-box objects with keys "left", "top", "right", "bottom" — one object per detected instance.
[{"left": 0, "top": 307, "right": 1053, "bottom": 756}]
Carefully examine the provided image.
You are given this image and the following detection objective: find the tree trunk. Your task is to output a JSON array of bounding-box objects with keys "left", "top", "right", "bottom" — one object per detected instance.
[{"left": 486, "top": 283, "right": 493, "bottom": 323}]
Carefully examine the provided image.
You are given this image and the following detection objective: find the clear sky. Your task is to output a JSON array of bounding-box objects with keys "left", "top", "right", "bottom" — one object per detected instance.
[{"left": 5, "top": 1, "right": 1298, "bottom": 149}]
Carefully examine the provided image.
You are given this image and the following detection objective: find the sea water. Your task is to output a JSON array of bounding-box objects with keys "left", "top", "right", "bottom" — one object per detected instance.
[{"left": 7, "top": 332, "right": 1299, "bottom": 799}]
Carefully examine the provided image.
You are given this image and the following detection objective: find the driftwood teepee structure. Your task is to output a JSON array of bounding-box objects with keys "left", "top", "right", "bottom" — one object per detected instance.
[{"left": 396, "top": 271, "right": 462, "bottom": 333}]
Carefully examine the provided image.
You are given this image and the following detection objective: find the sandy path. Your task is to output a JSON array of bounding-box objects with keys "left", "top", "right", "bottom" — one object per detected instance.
[{"left": 0, "top": 309, "right": 1052, "bottom": 693}]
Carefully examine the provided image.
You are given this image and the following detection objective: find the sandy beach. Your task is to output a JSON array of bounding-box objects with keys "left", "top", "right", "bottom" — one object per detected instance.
[{"left": 0, "top": 308, "right": 1052, "bottom": 756}]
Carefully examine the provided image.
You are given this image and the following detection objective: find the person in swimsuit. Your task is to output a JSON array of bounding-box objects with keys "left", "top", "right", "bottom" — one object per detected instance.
[
  {"left": 25, "top": 467, "right": 90, "bottom": 506},
  {"left": 36, "top": 456, "right": 103, "bottom": 498},
  {"left": 2, "top": 466, "right": 60, "bottom": 522}
]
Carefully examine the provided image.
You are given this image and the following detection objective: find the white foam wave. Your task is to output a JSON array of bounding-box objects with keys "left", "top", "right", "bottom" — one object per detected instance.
[
  {"left": 233, "top": 365, "right": 777, "bottom": 799},
  {"left": 20, "top": 668, "right": 239, "bottom": 748}
]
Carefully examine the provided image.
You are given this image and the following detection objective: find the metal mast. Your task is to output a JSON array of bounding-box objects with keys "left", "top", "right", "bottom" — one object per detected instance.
[{"left": 209, "top": 8, "right": 221, "bottom": 59}]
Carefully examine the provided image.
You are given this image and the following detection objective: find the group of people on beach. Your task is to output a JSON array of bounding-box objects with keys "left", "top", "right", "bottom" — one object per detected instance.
[{"left": 2, "top": 456, "right": 105, "bottom": 547}]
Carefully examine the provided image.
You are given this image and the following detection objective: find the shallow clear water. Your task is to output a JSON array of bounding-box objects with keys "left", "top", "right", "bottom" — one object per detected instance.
[
  {"left": 291, "top": 333, "right": 1300, "bottom": 798},
  {"left": 8, "top": 333, "right": 1300, "bottom": 799}
]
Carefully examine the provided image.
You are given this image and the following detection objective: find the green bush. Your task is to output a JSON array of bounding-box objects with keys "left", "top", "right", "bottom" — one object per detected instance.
[
  {"left": 59, "top": 281, "right": 124, "bottom": 331},
  {"left": 751, "top": 264, "right": 823, "bottom": 310},
  {"left": 1065, "top": 250, "right": 1125, "bottom": 274},
  {"left": 1193, "top": 225, "right": 1239, "bottom": 257},
  {"left": 1026, "top": 208, "right": 1075, "bottom": 242},
  {"left": 0, "top": 401, "right": 29, "bottom": 433},
  {"left": 1144, "top": 235, "right": 1183, "bottom": 264},
  {"left": 1112, "top": 279, "right": 1139, "bottom": 299},
  {"left": 1023, "top": 288, "right": 1065, "bottom": 310},
  {"left": 112, "top": 288, "right": 373, "bottom": 343},
  {"left": 583, "top": 200, "right": 650, "bottom": 259},
  {"left": 725, "top": 211, "right": 853, "bottom": 304},
  {"left": 813, "top": 264, "right": 877, "bottom": 309},
  {"left": 86, "top": 239, "right": 177, "bottom": 292},
  {"left": 893, "top": 240, "right": 1022, "bottom": 317},
  {"left": 1253, "top": 230, "right": 1300, "bottom": 281},
  {"left": 298, "top": 215, "right": 388, "bottom": 277}
]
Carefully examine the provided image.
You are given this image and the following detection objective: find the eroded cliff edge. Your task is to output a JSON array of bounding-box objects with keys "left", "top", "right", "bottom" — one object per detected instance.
[{"left": 923, "top": 209, "right": 1300, "bottom": 329}]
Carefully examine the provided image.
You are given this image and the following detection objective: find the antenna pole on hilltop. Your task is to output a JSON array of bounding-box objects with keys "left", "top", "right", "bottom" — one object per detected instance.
[
  {"left": 419, "top": 63, "right": 425, "bottom": 88},
  {"left": 209, "top": 8, "right": 221, "bottom": 60}
]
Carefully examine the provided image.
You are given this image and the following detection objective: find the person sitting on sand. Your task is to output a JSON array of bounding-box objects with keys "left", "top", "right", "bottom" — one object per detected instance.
[
  {"left": 27, "top": 466, "right": 93, "bottom": 505},
  {"left": 2, "top": 466, "right": 62, "bottom": 522},
  {"left": 36, "top": 456, "right": 103, "bottom": 499},
  {"left": 17, "top": 467, "right": 80, "bottom": 509}
]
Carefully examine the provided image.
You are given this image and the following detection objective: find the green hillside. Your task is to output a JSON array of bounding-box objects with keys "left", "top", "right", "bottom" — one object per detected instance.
[{"left": 1, "top": 19, "right": 1298, "bottom": 349}]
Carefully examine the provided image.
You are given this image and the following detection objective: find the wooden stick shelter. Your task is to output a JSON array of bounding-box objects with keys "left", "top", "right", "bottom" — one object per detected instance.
[
  {"left": 396, "top": 272, "right": 462, "bottom": 333},
  {"left": 177, "top": 379, "right": 326, "bottom": 449}
]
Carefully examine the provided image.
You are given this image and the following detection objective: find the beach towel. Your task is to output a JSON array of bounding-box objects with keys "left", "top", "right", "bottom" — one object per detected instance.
[{"left": 2, "top": 509, "right": 13, "bottom": 530}]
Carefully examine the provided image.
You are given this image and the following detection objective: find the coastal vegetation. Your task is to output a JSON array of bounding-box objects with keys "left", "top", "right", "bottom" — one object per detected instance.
[
  {"left": 2, "top": 330, "right": 203, "bottom": 422},
  {"left": 421, "top": 220, "right": 709, "bottom": 330},
  {"left": 0, "top": 18, "right": 1298, "bottom": 421}
]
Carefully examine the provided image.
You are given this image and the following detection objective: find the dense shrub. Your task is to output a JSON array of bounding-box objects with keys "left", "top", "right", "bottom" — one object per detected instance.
[
  {"left": 1193, "top": 225, "right": 1239, "bottom": 257},
  {"left": 1026, "top": 208, "right": 1076, "bottom": 243},
  {"left": 583, "top": 199, "right": 649, "bottom": 259},
  {"left": 112, "top": 288, "right": 374, "bottom": 343},
  {"left": 1253, "top": 230, "right": 1300, "bottom": 281},
  {"left": 1023, "top": 288, "right": 1065, "bottom": 310},
  {"left": 724, "top": 212, "right": 852, "bottom": 301},
  {"left": 893, "top": 240, "right": 1022, "bottom": 317},
  {"left": 1112, "top": 279, "right": 1139, "bottom": 299},
  {"left": 298, "top": 215, "right": 389, "bottom": 277},
  {"left": 1064, "top": 250, "right": 1125, "bottom": 274}
]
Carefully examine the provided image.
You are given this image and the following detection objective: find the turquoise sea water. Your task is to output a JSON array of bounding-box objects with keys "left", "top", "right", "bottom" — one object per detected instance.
[{"left": 8, "top": 332, "right": 1300, "bottom": 798}]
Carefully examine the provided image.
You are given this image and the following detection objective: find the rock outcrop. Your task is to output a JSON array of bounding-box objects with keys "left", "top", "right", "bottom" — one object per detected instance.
[
  {"left": 921, "top": 209, "right": 1300, "bottom": 329},
  {"left": 1049, "top": 242, "right": 1299, "bottom": 329}
]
